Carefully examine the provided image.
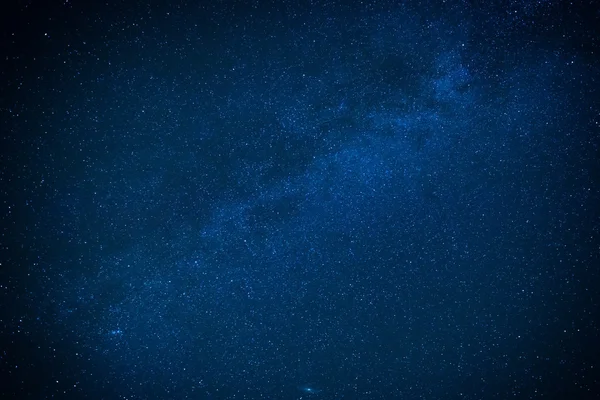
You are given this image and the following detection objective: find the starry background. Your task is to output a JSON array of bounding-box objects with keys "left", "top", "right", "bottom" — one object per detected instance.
[{"left": 1, "top": 0, "right": 599, "bottom": 399}]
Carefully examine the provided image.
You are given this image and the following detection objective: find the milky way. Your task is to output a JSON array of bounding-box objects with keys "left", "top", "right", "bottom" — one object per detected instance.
[{"left": 1, "top": 1, "right": 599, "bottom": 399}]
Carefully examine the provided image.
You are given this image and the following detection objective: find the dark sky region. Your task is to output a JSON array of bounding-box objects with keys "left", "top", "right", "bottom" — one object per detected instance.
[{"left": 1, "top": 0, "right": 599, "bottom": 399}]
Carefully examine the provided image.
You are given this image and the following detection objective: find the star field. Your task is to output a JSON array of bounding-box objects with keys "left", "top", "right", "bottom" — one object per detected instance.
[{"left": 1, "top": 1, "right": 599, "bottom": 399}]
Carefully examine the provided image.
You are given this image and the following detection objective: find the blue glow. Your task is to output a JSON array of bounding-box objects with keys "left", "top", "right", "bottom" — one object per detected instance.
[{"left": 298, "top": 384, "right": 322, "bottom": 395}]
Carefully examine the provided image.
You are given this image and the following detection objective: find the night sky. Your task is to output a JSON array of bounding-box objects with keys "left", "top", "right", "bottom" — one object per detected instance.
[{"left": 1, "top": 0, "right": 599, "bottom": 399}]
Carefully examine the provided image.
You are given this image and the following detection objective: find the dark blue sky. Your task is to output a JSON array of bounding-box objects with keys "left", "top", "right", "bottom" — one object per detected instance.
[{"left": 1, "top": 1, "right": 599, "bottom": 399}]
